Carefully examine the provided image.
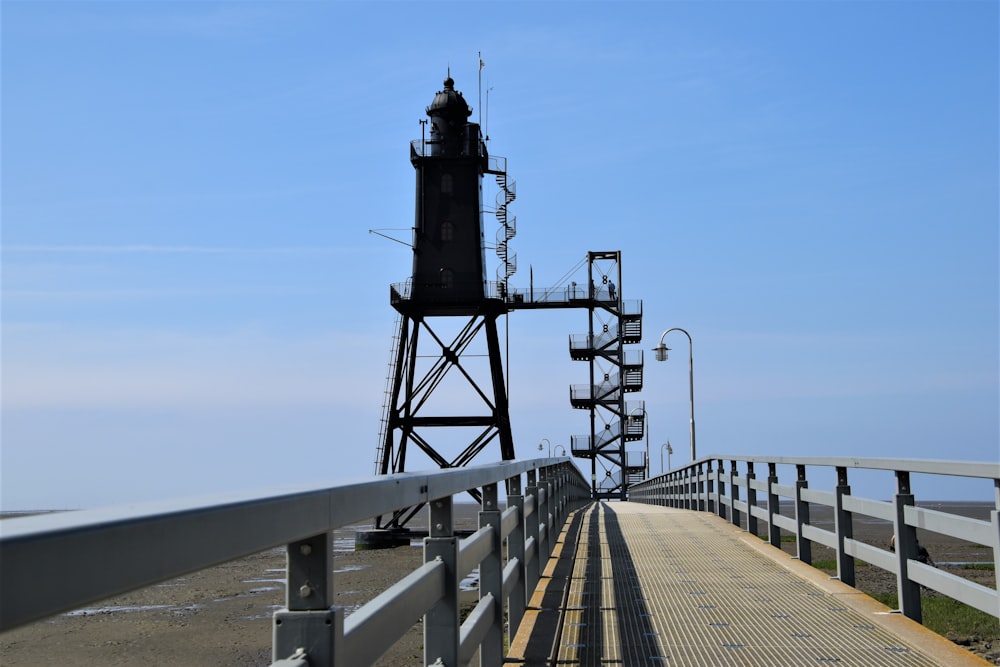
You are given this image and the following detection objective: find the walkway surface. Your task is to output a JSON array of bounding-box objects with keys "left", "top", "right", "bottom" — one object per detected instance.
[{"left": 508, "top": 502, "right": 988, "bottom": 666}]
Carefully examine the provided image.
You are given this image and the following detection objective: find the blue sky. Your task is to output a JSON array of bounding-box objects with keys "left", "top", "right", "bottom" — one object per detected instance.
[{"left": 3, "top": 1, "right": 997, "bottom": 509}]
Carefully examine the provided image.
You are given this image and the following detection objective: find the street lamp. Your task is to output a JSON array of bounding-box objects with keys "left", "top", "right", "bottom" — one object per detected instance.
[
  {"left": 652, "top": 328, "right": 696, "bottom": 462},
  {"left": 660, "top": 441, "right": 673, "bottom": 474},
  {"left": 627, "top": 406, "right": 650, "bottom": 479},
  {"left": 538, "top": 438, "right": 551, "bottom": 457},
  {"left": 554, "top": 444, "right": 566, "bottom": 456}
]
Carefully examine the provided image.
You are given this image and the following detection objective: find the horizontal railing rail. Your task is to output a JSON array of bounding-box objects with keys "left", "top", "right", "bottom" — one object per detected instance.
[
  {"left": 1, "top": 458, "right": 591, "bottom": 666},
  {"left": 630, "top": 455, "right": 1000, "bottom": 624}
]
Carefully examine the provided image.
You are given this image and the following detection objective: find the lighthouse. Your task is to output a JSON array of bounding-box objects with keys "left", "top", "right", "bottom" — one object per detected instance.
[
  {"left": 366, "top": 75, "right": 646, "bottom": 529},
  {"left": 408, "top": 76, "right": 490, "bottom": 308},
  {"left": 373, "top": 76, "right": 515, "bottom": 529}
]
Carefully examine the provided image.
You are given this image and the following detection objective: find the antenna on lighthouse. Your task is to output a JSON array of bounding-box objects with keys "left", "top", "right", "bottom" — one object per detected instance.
[{"left": 478, "top": 52, "right": 484, "bottom": 128}]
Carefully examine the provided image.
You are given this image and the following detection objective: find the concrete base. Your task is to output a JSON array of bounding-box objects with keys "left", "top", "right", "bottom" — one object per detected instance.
[{"left": 354, "top": 529, "right": 414, "bottom": 551}]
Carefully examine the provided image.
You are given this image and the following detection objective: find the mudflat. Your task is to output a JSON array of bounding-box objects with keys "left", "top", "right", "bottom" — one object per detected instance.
[{"left": 1, "top": 503, "right": 996, "bottom": 665}]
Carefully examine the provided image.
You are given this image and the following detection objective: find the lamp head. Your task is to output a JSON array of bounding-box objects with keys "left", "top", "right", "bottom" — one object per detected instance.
[{"left": 653, "top": 343, "right": 671, "bottom": 362}]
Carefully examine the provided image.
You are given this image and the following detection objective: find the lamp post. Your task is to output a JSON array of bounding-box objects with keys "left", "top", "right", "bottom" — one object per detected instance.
[
  {"left": 661, "top": 441, "right": 673, "bottom": 474},
  {"left": 627, "top": 406, "right": 650, "bottom": 479},
  {"left": 538, "top": 438, "right": 551, "bottom": 457},
  {"left": 554, "top": 444, "right": 566, "bottom": 456},
  {"left": 652, "top": 328, "right": 696, "bottom": 462}
]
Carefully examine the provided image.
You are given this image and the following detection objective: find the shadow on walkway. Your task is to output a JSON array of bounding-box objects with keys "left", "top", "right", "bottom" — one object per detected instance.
[{"left": 601, "top": 502, "right": 663, "bottom": 664}]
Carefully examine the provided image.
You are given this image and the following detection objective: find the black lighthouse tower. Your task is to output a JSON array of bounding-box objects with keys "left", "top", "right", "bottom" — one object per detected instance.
[
  {"left": 410, "top": 76, "right": 488, "bottom": 305},
  {"left": 374, "top": 76, "right": 515, "bottom": 529}
]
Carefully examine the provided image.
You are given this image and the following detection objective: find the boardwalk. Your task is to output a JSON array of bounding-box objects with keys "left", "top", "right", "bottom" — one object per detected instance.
[{"left": 509, "top": 502, "right": 988, "bottom": 667}]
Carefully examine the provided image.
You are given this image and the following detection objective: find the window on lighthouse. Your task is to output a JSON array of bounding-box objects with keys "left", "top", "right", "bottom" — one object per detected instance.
[
  {"left": 440, "top": 220, "right": 454, "bottom": 242},
  {"left": 440, "top": 173, "right": 453, "bottom": 193},
  {"left": 440, "top": 268, "right": 454, "bottom": 289}
]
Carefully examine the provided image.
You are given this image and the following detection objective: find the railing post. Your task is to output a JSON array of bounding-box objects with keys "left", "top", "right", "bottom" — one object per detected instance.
[
  {"left": 550, "top": 467, "right": 564, "bottom": 526},
  {"left": 992, "top": 480, "right": 1000, "bottom": 589},
  {"left": 686, "top": 466, "right": 694, "bottom": 510},
  {"left": 698, "top": 462, "right": 707, "bottom": 511},
  {"left": 702, "top": 459, "right": 713, "bottom": 514},
  {"left": 273, "top": 532, "right": 343, "bottom": 666},
  {"left": 424, "top": 495, "right": 459, "bottom": 666},
  {"left": 538, "top": 467, "right": 551, "bottom": 564},
  {"left": 834, "top": 466, "right": 855, "bottom": 586},
  {"left": 893, "top": 470, "right": 922, "bottom": 622},
  {"left": 715, "top": 458, "right": 726, "bottom": 520},
  {"left": 679, "top": 470, "right": 684, "bottom": 508},
  {"left": 506, "top": 474, "right": 526, "bottom": 637},
  {"left": 729, "top": 460, "right": 741, "bottom": 528},
  {"left": 767, "top": 462, "right": 781, "bottom": 548},
  {"left": 794, "top": 464, "right": 812, "bottom": 564},
  {"left": 546, "top": 468, "right": 555, "bottom": 549},
  {"left": 478, "top": 483, "right": 503, "bottom": 667},
  {"left": 705, "top": 459, "right": 715, "bottom": 514},
  {"left": 555, "top": 466, "right": 569, "bottom": 527},
  {"left": 745, "top": 462, "right": 758, "bottom": 536},
  {"left": 525, "top": 470, "right": 541, "bottom": 596}
]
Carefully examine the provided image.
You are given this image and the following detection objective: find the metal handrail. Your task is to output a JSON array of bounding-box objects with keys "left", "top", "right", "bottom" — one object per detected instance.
[
  {"left": 630, "top": 455, "right": 1000, "bottom": 624},
  {"left": 1, "top": 458, "right": 590, "bottom": 666}
]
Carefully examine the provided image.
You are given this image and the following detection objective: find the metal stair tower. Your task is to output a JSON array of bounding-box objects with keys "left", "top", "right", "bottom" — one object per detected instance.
[{"left": 567, "top": 252, "right": 645, "bottom": 500}]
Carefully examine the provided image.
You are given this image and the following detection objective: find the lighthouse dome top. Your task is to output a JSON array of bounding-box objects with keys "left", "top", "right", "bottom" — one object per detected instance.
[{"left": 427, "top": 76, "right": 472, "bottom": 120}]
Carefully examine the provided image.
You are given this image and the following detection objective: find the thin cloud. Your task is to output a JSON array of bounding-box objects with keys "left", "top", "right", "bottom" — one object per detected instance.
[
  {"left": 2, "top": 287, "right": 330, "bottom": 301},
  {"left": 2, "top": 327, "right": 386, "bottom": 409},
  {"left": 15, "top": 4, "right": 284, "bottom": 41},
  {"left": 4, "top": 245, "right": 347, "bottom": 254}
]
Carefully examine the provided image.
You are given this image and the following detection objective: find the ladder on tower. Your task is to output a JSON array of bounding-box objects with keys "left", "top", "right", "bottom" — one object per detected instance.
[{"left": 373, "top": 313, "right": 404, "bottom": 475}]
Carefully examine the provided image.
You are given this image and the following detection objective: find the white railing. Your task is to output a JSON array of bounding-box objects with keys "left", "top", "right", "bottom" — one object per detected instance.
[
  {"left": 629, "top": 455, "right": 1000, "bottom": 623},
  {"left": 0, "top": 458, "right": 590, "bottom": 666}
]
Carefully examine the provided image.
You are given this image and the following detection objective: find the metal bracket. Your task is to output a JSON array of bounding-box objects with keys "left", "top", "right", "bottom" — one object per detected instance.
[{"left": 273, "top": 607, "right": 344, "bottom": 665}]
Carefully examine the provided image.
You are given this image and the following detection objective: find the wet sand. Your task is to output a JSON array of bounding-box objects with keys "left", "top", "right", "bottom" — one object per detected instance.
[{"left": 1, "top": 503, "right": 996, "bottom": 665}]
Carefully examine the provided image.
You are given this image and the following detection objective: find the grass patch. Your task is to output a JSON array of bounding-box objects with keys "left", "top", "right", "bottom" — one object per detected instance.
[
  {"left": 870, "top": 594, "right": 999, "bottom": 639},
  {"left": 960, "top": 563, "right": 995, "bottom": 571}
]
